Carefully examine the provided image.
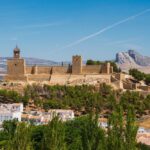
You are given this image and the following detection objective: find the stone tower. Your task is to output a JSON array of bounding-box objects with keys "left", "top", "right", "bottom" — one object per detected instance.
[
  {"left": 4, "top": 46, "right": 27, "bottom": 81},
  {"left": 72, "top": 55, "right": 82, "bottom": 74},
  {"left": 101, "top": 62, "right": 111, "bottom": 74}
]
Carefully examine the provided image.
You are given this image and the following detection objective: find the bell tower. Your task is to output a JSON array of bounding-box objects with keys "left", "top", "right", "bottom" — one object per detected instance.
[
  {"left": 4, "top": 46, "right": 27, "bottom": 81},
  {"left": 14, "top": 45, "right": 20, "bottom": 59}
]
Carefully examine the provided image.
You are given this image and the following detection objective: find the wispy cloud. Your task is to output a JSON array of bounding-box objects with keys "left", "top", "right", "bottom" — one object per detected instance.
[{"left": 62, "top": 8, "right": 150, "bottom": 49}]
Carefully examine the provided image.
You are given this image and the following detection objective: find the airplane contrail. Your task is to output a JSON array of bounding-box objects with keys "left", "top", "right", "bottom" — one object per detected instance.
[{"left": 63, "top": 9, "right": 150, "bottom": 49}]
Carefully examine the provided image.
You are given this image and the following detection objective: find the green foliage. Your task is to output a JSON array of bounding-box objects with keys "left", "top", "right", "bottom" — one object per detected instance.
[
  {"left": 143, "top": 95, "right": 150, "bottom": 110},
  {"left": 81, "top": 114, "right": 106, "bottom": 150},
  {"left": 65, "top": 114, "right": 106, "bottom": 150},
  {"left": 42, "top": 117, "right": 66, "bottom": 150},
  {"left": 107, "top": 106, "right": 125, "bottom": 150},
  {"left": 120, "top": 90, "right": 148, "bottom": 115},
  {"left": 0, "top": 120, "right": 18, "bottom": 149},
  {"left": 0, "top": 89, "right": 29, "bottom": 106},
  {"left": 129, "top": 69, "right": 150, "bottom": 86},
  {"left": 107, "top": 106, "right": 138, "bottom": 150},
  {"left": 23, "top": 84, "right": 150, "bottom": 116},
  {"left": 2, "top": 119, "right": 18, "bottom": 138},
  {"left": 0, "top": 109, "right": 140, "bottom": 150},
  {"left": 137, "top": 143, "right": 150, "bottom": 150},
  {"left": 109, "top": 61, "right": 121, "bottom": 73},
  {"left": 129, "top": 69, "right": 145, "bottom": 81},
  {"left": 86, "top": 59, "right": 121, "bottom": 73},
  {"left": 125, "top": 106, "right": 138, "bottom": 150},
  {"left": 0, "top": 89, "right": 21, "bottom": 103},
  {"left": 31, "top": 126, "right": 44, "bottom": 150},
  {"left": 7, "top": 122, "right": 33, "bottom": 150},
  {"left": 24, "top": 84, "right": 103, "bottom": 113},
  {"left": 86, "top": 59, "right": 102, "bottom": 65},
  {"left": 0, "top": 83, "right": 149, "bottom": 119},
  {"left": 145, "top": 74, "right": 150, "bottom": 85},
  {"left": 0, "top": 85, "right": 149, "bottom": 149}
]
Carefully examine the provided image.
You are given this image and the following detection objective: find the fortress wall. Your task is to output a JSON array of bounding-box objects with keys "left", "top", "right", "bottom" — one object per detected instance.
[
  {"left": 52, "top": 66, "right": 69, "bottom": 74},
  {"left": 139, "top": 86, "right": 150, "bottom": 91},
  {"left": 50, "top": 75, "right": 71, "bottom": 85},
  {"left": 5, "top": 75, "right": 28, "bottom": 81},
  {"left": 82, "top": 65, "right": 101, "bottom": 74},
  {"left": 68, "top": 74, "right": 111, "bottom": 85},
  {"left": 123, "top": 82, "right": 137, "bottom": 90},
  {"left": 111, "top": 80, "right": 123, "bottom": 89},
  {"left": 26, "top": 66, "right": 70, "bottom": 75},
  {"left": 28, "top": 74, "right": 50, "bottom": 82},
  {"left": 123, "top": 82, "right": 132, "bottom": 90},
  {"left": 26, "top": 66, "right": 32, "bottom": 74},
  {"left": 115, "top": 73, "right": 126, "bottom": 81},
  {"left": 37, "top": 66, "right": 52, "bottom": 74},
  {"left": 85, "top": 74, "right": 111, "bottom": 83}
]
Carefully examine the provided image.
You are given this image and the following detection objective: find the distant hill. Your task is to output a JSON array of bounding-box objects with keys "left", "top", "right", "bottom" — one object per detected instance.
[
  {"left": 116, "top": 50, "right": 150, "bottom": 73},
  {"left": 0, "top": 57, "right": 60, "bottom": 74}
]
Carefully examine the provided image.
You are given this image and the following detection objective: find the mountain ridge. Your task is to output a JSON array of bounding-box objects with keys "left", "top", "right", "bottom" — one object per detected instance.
[{"left": 116, "top": 50, "right": 150, "bottom": 73}]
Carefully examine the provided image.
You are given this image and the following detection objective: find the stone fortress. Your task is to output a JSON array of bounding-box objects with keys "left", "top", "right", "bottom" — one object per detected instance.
[
  {"left": 4, "top": 46, "right": 113, "bottom": 85},
  {"left": 4, "top": 46, "right": 150, "bottom": 92}
]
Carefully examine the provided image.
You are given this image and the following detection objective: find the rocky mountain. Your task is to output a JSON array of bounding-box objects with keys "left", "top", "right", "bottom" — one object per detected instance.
[
  {"left": 0, "top": 57, "right": 60, "bottom": 74},
  {"left": 116, "top": 50, "right": 150, "bottom": 73}
]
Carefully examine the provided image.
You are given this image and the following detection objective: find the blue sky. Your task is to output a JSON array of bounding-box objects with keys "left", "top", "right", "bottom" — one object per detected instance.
[{"left": 0, "top": 0, "right": 150, "bottom": 61}]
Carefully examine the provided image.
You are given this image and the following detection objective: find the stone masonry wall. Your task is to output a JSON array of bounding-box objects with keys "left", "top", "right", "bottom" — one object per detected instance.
[
  {"left": 37, "top": 66, "right": 52, "bottom": 74},
  {"left": 52, "top": 66, "right": 69, "bottom": 74},
  {"left": 7, "top": 59, "right": 26, "bottom": 75},
  {"left": 26, "top": 66, "right": 32, "bottom": 74},
  {"left": 82, "top": 65, "right": 101, "bottom": 74}
]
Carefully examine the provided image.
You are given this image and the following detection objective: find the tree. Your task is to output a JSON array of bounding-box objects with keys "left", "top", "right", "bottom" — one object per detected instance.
[
  {"left": 65, "top": 114, "right": 106, "bottom": 150},
  {"left": 42, "top": 117, "right": 66, "bottom": 150},
  {"left": 31, "top": 125, "right": 44, "bottom": 150},
  {"left": 111, "top": 62, "right": 121, "bottom": 73},
  {"left": 2, "top": 119, "right": 18, "bottom": 138},
  {"left": 7, "top": 122, "right": 33, "bottom": 150},
  {"left": 107, "top": 105, "right": 138, "bottom": 150},
  {"left": 86, "top": 60, "right": 101, "bottom": 65},
  {"left": 81, "top": 113, "right": 106, "bottom": 150},
  {"left": 125, "top": 106, "right": 138, "bottom": 150},
  {"left": 129, "top": 69, "right": 145, "bottom": 81},
  {"left": 145, "top": 74, "right": 150, "bottom": 85},
  {"left": 107, "top": 106, "right": 125, "bottom": 150}
]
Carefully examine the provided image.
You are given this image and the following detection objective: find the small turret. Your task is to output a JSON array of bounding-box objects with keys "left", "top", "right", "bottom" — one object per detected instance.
[
  {"left": 13, "top": 45, "right": 20, "bottom": 59},
  {"left": 72, "top": 55, "right": 82, "bottom": 74}
]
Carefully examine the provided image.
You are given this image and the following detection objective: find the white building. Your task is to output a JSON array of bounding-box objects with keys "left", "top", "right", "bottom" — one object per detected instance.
[
  {"left": 22, "top": 109, "right": 75, "bottom": 125},
  {"left": 48, "top": 109, "right": 74, "bottom": 121},
  {"left": 99, "top": 122, "right": 108, "bottom": 129},
  {"left": 0, "top": 103, "right": 23, "bottom": 124}
]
